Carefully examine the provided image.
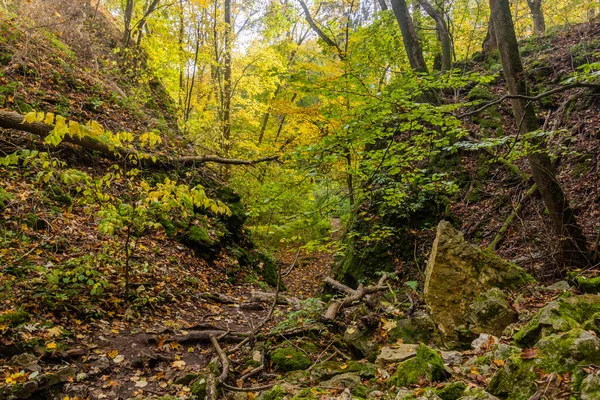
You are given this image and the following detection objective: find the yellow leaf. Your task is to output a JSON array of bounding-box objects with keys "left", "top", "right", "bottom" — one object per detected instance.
[
  {"left": 46, "top": 326, "right": 63, "bottom": 338},
  {"left": 107, "top": 349, "right": 119, "bottom": 359},
  {"left": 340, "top": 364, "right": 348, "bottom": 370},
  {"left": 493, "top": 359, "right": 505, "bottom": 366},
  {"left": 46, "top": 342, "right": 57, "bottom": 349},
  {"left": 470, "top": 366, "right": 479, "bottom": 375},
  {"left": 44, "top": 112, "right": 55, "bottom": 125},
  {"left": 171, "top": 360, "right": 186, "bottom": 370},
  {"left": 23, "top": 111, "right": 37, "bottom": 123}
]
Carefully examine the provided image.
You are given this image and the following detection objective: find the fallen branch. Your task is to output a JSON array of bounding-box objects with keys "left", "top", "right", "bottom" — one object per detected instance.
[
  {"left": 323, "top": 273, "right": 388, "bottom": 320},
  {"left": 0, "top": 110, "right": 279, "bottom": 168},
  {"left": 201, "top": 292, "right": 237, "bottom": 304},
  {"left": 457, "top": 82, "right": 600, "bottom": 118}
]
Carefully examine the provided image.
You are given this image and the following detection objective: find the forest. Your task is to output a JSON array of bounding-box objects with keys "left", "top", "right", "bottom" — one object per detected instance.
[{"left": 1, "top": 0, "right": 600, "bottom": 398}]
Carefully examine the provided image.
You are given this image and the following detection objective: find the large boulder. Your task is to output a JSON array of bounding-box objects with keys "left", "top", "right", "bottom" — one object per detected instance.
[
  {"left": 388, "top": 344, "right": 449, "bottom": 388},
  {"left": 513, "top": 294, "right": 600, "bottom": 346},
  {"left": 424, "top": 221, "right": 534, "bottom": 345}
]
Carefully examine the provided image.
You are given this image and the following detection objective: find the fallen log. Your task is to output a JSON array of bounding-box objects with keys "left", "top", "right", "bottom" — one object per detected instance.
[{"left": 0, "top": 110, "right": 279, "bottom": 168}]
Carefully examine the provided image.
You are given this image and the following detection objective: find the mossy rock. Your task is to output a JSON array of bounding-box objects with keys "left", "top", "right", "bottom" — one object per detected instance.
[
  {"left": 424, "top": 221, "right": 534, "bottom": 347},
  {"left": 467, "top": 288, "right": 518, "bottom": 337},
  {"left": 488, "top": 329, "right": 600, "bottom": 399},
  {"left": 389, "top": 312, "right": 439, "bottom": 345},
  {"left": 513, "top": 294, "right": 600, "bottom": 346},
  {"left": 581, "top": 372, "right": 600, "bottom": 400},
  {"left": 310, "top": 360, "right": 377, "bottom": 382},
  {"left": 257, "top": 384, "right": 288, "bottom": 400},
  {"left": 269, "top": 346, "right": 311, "bottom": 372},
  {"left": 576, "top": 276, "right": 600, "bottom": 294},
  {"left": 343, "top": 326, "right": 379, "bottom": 359},
  {"left": 435, "top": 381, "right": 468, "bottom": 400},
  {"left": 389, "top": 344, "right": 449, "bottom": 388}
]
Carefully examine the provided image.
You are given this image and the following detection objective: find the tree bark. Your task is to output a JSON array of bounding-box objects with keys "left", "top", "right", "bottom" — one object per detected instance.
[
  {"left": 123, "top": 0, "right": 135, "bottom": 46},
  {"left": 297, "top": 0, "right": 344, "bottom": 57},
  {"left": 417, "top": 0, "right": 452, "bottom": 71},
  {"left": 489, "top": 0, "right": 590, "bottom": 269},
  {"left": 390, "top": 0, "right": 428, "bottom": 73},
  {"left": 482, "top": 17, "right": 497, "bottom": 54},
  {"left": 526, "top": 0, "right": 545, "bottom": 35},
  {"left": 377, "top": 0, "right": 389, "bottom": 11},
  {"left": 222, "top": 0, "right": 232, "bottom": 156},
  {"left": 135, "top": 0, "right": 161, "bottom": 46}
]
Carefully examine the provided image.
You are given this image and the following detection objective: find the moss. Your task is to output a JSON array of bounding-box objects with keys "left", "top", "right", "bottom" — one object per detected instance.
[
  {"left": 184, "top": 226, "right": 214, "bottom": 246},
  {"left": 310, "top": 360, "right": 377, "bottom": 382},
  {"left": 389, "top": 313, "right": 438, "bottom": 345},
  {"left": 487, "top": 353, "right": 538, "bottom": 399},
  {"left": 389, "top": 344, "right": 449, "bottom": 388},
  {"left": 513, "top": 295, "right": 600, "bottom": 346},
  {"left": 0, "top": 309, "right": 29, "bottom": 326},
  {"left": 257, "top": 385, "right": 287, "bottom": 400},
  {"left": 270, "top": 346, "right": 312, "bottom": 372},
  {"left": 435, "top": 381, "right": 468, "bottom": 400},
  {"left": 576, "top": 276, "right": 600, "bottom": 294},
  {"left": 189, "top": 374, "right": 207, "bottom": 397},
  {"left": 467, "top": 85, "right": 494, "bottom": 101}
]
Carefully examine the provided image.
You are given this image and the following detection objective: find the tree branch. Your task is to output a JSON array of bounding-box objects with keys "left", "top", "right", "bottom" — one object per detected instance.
[
  {"left": 0, "top": 110, "right": 279, "bottom": 167},
  {"left": 457, "top": 82, "right": 600, "bottom": 118}
]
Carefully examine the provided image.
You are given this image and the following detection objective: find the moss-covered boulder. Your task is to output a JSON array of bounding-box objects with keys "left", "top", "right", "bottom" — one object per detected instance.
[
  {"left": 389, "top": 344, "right": 449, "bottom": 388},
  {"left": 577, "top": 276, "right": 600, "bottom": 294},
  {"left": 269, "top": 346, "right": 312, "bottom": 372},
  {"left": 488, "top": 329, "right": 600, "bottom": 399},
  {"left": 435, "top": 382, "right": 468, "bottom": 400},
  {"left": 424, "top": 221, "right": 534, "bottom": 346},
  {"left": 467, "top": 288, "right": 518, "bottom": 337},
  {"left": 513, "top": 294, "right": 600, "bottom": 346},
  {"left": 389, "top": 312, "right": 439, "bottom": 345}
]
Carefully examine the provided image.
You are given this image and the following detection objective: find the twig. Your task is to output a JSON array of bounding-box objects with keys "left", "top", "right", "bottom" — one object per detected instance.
[{"left": 281, "top": 248, "right": 302, "bottom": 278}]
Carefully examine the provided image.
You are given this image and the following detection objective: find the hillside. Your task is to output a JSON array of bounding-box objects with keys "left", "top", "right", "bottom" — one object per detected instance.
[{"left": 1, "top": 1, "right": 600, "bottom": 400}]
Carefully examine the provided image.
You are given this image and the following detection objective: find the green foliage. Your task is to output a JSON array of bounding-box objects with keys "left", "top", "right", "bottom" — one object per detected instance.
[{"left": 273, "top": 298, "right": 325, "bottom": 333}]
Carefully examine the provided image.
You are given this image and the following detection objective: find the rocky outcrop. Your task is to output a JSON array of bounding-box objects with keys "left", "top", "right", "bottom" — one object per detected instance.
[{"left": 424, "top": 221, "right": 534, "bottom": 345}]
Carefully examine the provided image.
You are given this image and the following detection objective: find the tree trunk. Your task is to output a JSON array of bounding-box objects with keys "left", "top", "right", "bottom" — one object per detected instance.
[
  {"left": 417, "top": 0, "right": 452, "bottom": 71},
  {"left": 123, "top": 0, "right": 135, "bottom": 46},
  {"left": 377, "top": 0, "right": 388, "bottom": 11},
  {"left": 135, "top": 0, "right": 160, "bottom": 46},
  {"left": 489, "top": 0, "right": 590, "bottom": 269},
  {"left": 526, "top": 0, "right": 545, "bottom": 35},
  {"left": 482, "top": 17, "right": 497, "bottom": 54},
  {"left": 390, "top": 0, "right": 428, "bottom": 73},
  {"left": 222, "top": 0, "right": 232, "bottom": 155}
]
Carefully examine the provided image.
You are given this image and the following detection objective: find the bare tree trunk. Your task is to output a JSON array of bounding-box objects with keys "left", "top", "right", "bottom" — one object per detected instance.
[
  {"left": 482, "top": 17, "right": 498, "bottom": 54},
  {"left": 222, "top": 0, "right": 232, "bottom": 155},
  {"left": 490, "top": 0, "right": 590, "bottom": 269},
  {"left": 377, "top": 0, "right": 388, "bottom": 11},
  {"left": 390, "top": 0, "right": 428, "bottom": 73},
  {"left": 417, "top": 0, "right": 452, "bottom": 71},
  {"left": 526, "top": 0, "right": 545, "bottom": 35},
  {"left": 123, "top": 0, "right": 135, "bottom": 46},
  {"left": 135, "top": 0, "right": 160, "bottom": 46}
]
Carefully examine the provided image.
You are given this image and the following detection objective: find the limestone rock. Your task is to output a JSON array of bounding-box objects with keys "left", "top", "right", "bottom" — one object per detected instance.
[
  {"left": 389, "top": 344, "right": 449, "bottom": 388},
  {"left": 376, "top": 344, "right": 419, "bottom": 364},
  {"left": 310, "top": 360, "right": 376, "bottom": 382},
  {"left": 269, "top": 346, "right": 311, "bottom": 372},
  {"left": 513, "top": 294, "right": 600, "bottom": 346},
  {"left": 540, "top": 280, "right": 570, "bottom": 293},
  {"left": 8, "top": 353, "right": 40, "bottom": 372},
  {"left": 581, "top": 372, "right": 600, "bottom": 400},
  {"left": 471, "top": 333, "right": 499, "bottom": 353},
  {"left": 467, "top": 288, "right": 518, "bottom": 336},
  {"left": 320, "top": 372, "right": 361, "bottom": 390},
  {"left": 424, "top": 221, "right": 533, "bottom": 345},
  {"left": 389, "top": 312, "right": 439, "bottom": 345},
  {"left": 458, "top": 389, "right": 500, "bottom": 399},
  {"left": 343, "top": 325, "right": 378, "bottom": 359}
]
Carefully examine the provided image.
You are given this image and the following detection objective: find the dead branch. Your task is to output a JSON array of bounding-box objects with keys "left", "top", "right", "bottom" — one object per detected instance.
[
  {"left": 201, "top": 292, "right": 237, "bottom": 304},
  {"left": 323, "top": 273, "right": 388, "bottom": 320},
  {"left": 206, "top": 373, "right": 218, "bottom": 400},
  {"left": 0, "top": 110, "right": 279, "bottom": 167}
]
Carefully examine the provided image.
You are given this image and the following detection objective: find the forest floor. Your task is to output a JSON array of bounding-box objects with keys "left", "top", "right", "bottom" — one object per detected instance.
[{"left": 1, "top": 246, "right": 334, "bottom": 400}]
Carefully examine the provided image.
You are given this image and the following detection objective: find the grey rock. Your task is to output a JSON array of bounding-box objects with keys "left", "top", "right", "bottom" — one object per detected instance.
[
  {"left": 467, "top": 288, "right": 518, "bottom": 336},
  {"left": 471, "top": 333, "right": 499, "bottom": 352},
  {"left": 440, "top": 350, "right": 462, "bottom": 366},
  {"left": 581, "top": 372, "right": 600, "bottom": 400},
  {"left": 320, "top": 372, "right": 361, "bottom": 390},
  {"left": 376, "top": 344, "right": 419, "bottom": 364},
  {"left": 8, "top": 353, "right": 41, "bottom": 372}
]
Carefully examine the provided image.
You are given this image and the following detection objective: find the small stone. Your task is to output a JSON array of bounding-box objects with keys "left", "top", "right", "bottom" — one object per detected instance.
[
  {"left": 440, "top": 351, "right": 462, "bottom": 366},
  {"left": 376, "top": 344, "right": 419, "bottom": 364},
  {"left": 320, "top": 372, "right": 361, "bottom": 390},
  {"left": 8, "top": 353, "right": 41, "bottom": 372},
  {"left": 541, "top": 280, "right": 570, "bottom": 292},
  {"left": 471, "top": 333, "right": 498, "bottom": 352}
]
